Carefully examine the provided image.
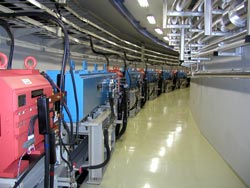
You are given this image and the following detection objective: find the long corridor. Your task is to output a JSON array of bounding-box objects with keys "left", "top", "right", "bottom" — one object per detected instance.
[{"left": 83, "top": 89, "right": 245, "bottom": 188}]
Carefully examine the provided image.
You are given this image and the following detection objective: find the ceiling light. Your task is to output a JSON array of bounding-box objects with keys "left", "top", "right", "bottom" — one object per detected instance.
[
  {"left": 138, "top": 0, "right": 149, "bottom": 7},
  {"left": 163, "top": 36, "right": 169, "bottom": 41},
  {"left": 155, "top": 28, "right": 163, "bottom": 35},
  {"left": 147, "top": 15, "right": 156, "bottom": 24}
]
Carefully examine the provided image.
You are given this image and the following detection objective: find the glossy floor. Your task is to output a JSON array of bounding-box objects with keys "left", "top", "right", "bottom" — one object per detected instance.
[{"left": 81, "top": 88, "right": 246, "bottom": 188}]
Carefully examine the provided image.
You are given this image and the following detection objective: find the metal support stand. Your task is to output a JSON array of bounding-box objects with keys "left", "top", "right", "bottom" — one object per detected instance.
[{"left": 79, "top": 108, "right": 113, "bottom": 184}]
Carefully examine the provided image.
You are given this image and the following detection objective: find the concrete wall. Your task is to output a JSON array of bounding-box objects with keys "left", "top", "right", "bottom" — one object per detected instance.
[{"left": 190, "top": 77, "right": 250, "bottom": 187}]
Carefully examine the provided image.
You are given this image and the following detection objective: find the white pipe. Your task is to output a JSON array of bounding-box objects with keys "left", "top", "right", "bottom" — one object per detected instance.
[
  {"left": 175, "top": 0, "right": 192, "bottom": 11},
  {"left": 180, "top": 28, "right": 185, "bottom": 61}
]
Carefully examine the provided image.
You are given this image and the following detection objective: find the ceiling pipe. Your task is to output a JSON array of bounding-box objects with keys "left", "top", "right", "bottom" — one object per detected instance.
[
  {"left": 192, "top": 71, "right": 250, "bottom": 78},
  {"left": 192, "top": 0, "right": 229, "bottom": 32},
  {"left": 217, "top": 0, "right": 233, "bottom": 9},
  {"left": 219, "top": 0, "right": 247, "bottom": 32},
  {"left": 169, "top": 0, "right": 193, "bottom": 26},
  {"left": 179, "top": 27, "right": 185, "bottom": 62},
  {"left": 189, "top": 0, "right": 246, "bottom": 45},
  {"left": 175, "top": 0, "right": 193, "bottom": 11},
  {"left": 192, "top": 0, "right": 204, "bottom": 12},
  {"left": 197, "top": 29, "right": 246, "bottom": 52}
]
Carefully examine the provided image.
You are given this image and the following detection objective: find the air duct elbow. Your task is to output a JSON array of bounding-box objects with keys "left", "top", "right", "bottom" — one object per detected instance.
[
  {"left": 175, "top": 0, "right": 192, "bottom": 11},
  {"left": 219, "top": 0, "right": 247, "bottom": 31}
]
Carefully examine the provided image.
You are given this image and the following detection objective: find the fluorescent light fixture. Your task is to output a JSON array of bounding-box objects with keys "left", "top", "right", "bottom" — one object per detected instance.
[
  {"left": 163, "top": 36, "right": 169, "bottom": 41},
  {"left": 147, "top": 15, "right": 156, "bottom": 24},
  {"left": 138, "top": 0, "right": 149, "bottom": 7},
  {"left": 155, "top": 28, "right": 163, "bottom": 35}
]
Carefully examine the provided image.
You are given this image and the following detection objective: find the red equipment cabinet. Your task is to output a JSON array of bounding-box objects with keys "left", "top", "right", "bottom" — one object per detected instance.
[{"left": 0, "top": 69, "right": 52, "bottom": 178}]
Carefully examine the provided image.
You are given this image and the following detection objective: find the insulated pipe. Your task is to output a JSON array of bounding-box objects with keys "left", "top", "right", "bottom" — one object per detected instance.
[
  {"left": 198, "top": 29, "right": 246, "bottom": 52},
  {"left": 190, "top": 0, "right": 246, "bottom": 45},
  {"left": 192, "top": 71, "right": 250, "bottom": 78},
  {"left": 175, "top": 0, "right": 193, "bottom": 11},
  {"left": 0, "top": 19, "right": 14, "bottom": 69},
  {"left": 217, "top": 0, "right": 233, "bottom": 9},
  {"left": 169, "top": 0, "right": 192, "bottom": 27},
  {"left": 198, "top": 39, "right": 246, "bottom": 56},
  {"left": 248, "top": 0, "right": 250, "bottom": 35},
  {"left": 192, "top": 0, "right": 204, "bottom": 12},
  {"left": 219, "top": 0, "right": 247, "bottom": 31},
  {"left": 179, "top": 28, "right": 185, "bottom": 62}
]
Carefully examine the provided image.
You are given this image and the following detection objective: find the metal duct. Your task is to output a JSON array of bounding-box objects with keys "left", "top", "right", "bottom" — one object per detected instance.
[
  {"left": 180, "top": 28, "right": 185, "bottom": 61},
  {"left": 175, "top": 0, "right": 193, "bottom": 11},
  {"left": 171, "top": 17, "right": 181, "bottom": 25},
  {"left": 217, "top": 0, "right": 233, "bottom": 9},
  {"left": 220, "top": 0, "right": 247, "bottom": 31},
  {"left": 192, "top": 0, "right": 204, "bottom": 12}
]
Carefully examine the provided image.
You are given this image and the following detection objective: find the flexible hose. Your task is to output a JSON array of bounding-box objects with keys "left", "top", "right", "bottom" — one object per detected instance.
[
  {"left": 90, "top": 36, "right": 127, "bottom": 69},
  {"left": 115, "top": 92, "right": 123, "bottom": 137},
  {"left": 41, "top": 72, "right": 58, "bottom": 94},
  {"left": 69, "top": 64, "right": 79, "bottom": 144},
  {"left": 109, "top": 92, "right": 115, "bottom": 122},
  {"left": 62, "top": 102, "right": 74, "bottom": 144},
  {"left": 0, "top": 19, "right": 14, "bottom": 69},
  {"left": 116, "top": 87, "right": 128, "bottom": 140},
  {"left": 0, "top": 12, "right": 74, "bottom": 172},
  {"left": 0, "top": 12, "right": 69, "bottom": 91},
  {"left": 44, "top": 134, "right": 50, "bottom": 188},
  {"left": 13, "top": 155, "right": 44, "bottom": 188},
  {"left": 129, "top": 95, "right": 138, "bottom": 111},
  {"left": 81, "top": 129, "right": 110, "bottom": 170},
  {"left": 49, "top": 130, "right": 56, "bottom": 188},
  {"left": 49, "top": 165, "right": 54, "bottom": 188}
]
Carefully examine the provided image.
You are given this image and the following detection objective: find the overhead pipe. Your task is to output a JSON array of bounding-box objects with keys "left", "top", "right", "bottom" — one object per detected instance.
[
  {"left": 217, "top": 0, "right": 233, "bottom": 9},
  {"left": 169, "top": 0, "right": 193, "bottom": 27},
  {"left": 248, "top": 0, "right": 250, "bottom": 36},
  {"left": 190, "top": 0, "right": 230, "bottom": 34},
  {"left": 198, "top": 39, "right": 246, "bottom": 57},
  {"left": 189, "top": 0, "right": 247, "bottom": 45},
  {"left": 90, "top": 36, "right": 127, "bottom": 69},
  {"left": 192, "top": 0, "right": 204, "bottom": 12},
  {"left": 198, "top": 29, "right": 246, "bottom": 53},
  {"left": 219, "top": 0, "right": 247, "bottom": 32},
  {"left": 175, "top": 0, "right": 193, "bottom": 11},
  {"left": 124, "top": 51, "right": 141, "bottom": 63},
  {"left": 179, "top": 27, "right": 185, "bottom": 62},
  {"left": 0, "top": 19, "right": 14, "bottom": 69},
  {"left": 192, "top": 71, "right": 250, "bottom": 78},
  {"left": 27, "top": 0, "right": 178, "bottom": 62}
]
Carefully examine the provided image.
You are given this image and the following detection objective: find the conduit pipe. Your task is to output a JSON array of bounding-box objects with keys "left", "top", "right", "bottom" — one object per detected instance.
[
  {"left": 198, "top": 39, "right": 246, "bottom": 56},
  {"left": 192, "top": 0, "right": 204, "bottom": 12},
  {"left": 219, "top": 0, "right": 247, "bottom": 31},
  {"left": 198, "top": 29, "right": 246, "bottom": 52},
  {"left": 192, "top": 71, "right": 250, "bottom": 78},
  {"left": 189, "top": 0, "right": 246, "bottom": 45},
  {"left": 175, "top": 0, "right": 193, "bottom": 11}
]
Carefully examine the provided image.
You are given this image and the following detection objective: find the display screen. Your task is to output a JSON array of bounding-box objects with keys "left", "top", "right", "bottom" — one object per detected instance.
[
  {"left": 31, "top": 89, "right": 43, "bottom": 98},
  {"left": 18, "top": 94, "right": 26, "bottom": 107}
]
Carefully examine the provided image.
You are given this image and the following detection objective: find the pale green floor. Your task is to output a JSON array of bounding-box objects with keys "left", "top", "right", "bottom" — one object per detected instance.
[{"left": 82, "top": 88, "right": 246, "bottom": 188}]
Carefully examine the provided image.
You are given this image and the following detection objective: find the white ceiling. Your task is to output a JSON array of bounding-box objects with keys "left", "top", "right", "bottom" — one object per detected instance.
[
  {"left": 75, "top": 0, "right": 178, "bottom": 55},
  {"left": 123, "top": 0, "right": 175, "bottom": 45}
]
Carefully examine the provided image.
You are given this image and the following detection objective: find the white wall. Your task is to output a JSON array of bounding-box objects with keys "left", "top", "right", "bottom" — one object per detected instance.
[{"left": 190, "top": 77, "right": 250, "bottom": 187}]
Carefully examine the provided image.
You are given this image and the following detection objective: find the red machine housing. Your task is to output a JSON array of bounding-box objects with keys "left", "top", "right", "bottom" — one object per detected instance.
[
  {"left": 109, "top": 66, "right": 124, "bottom": 91},
  {"left": 0, "top": 69, "right": 52, "bottom": 178}
]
